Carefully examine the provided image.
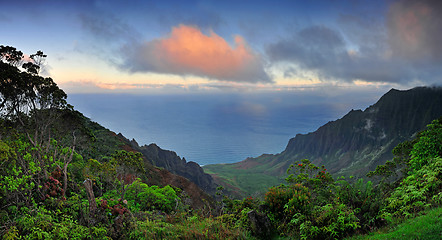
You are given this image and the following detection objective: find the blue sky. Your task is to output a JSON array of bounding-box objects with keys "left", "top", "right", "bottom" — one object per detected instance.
[{"left": 1, "top": 0, "right": 441, "bottom": 94}]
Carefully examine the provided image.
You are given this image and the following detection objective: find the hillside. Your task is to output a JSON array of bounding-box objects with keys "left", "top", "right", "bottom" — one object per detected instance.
[
  {"left": 204, "top": 87, "right": 442, "bottom": 197},
  {"left": 49, "top": 105, "right": 218, "bottom": 204},
  {"left": 118, "top": 135, "right": 218, "bottom": 195},
  {"left": 50, "top": 109, "right": 217, "bottom": 209}
]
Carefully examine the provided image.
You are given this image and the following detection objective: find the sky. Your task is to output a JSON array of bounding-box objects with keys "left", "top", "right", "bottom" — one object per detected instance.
[{"left": 1, "top": 0, "right": 441, "bottom": 95}]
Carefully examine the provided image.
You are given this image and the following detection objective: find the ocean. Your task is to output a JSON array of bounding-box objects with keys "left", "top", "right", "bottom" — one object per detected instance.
[{"left": 68, "top": 91, "right": 379, "bottom": 166}]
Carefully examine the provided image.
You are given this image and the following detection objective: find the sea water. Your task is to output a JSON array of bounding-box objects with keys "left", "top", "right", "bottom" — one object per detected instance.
[{"left": 68, "top": 92, "right": 377, "bottom": 165}]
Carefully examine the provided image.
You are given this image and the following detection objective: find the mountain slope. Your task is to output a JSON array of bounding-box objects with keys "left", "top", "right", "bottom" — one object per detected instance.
[
  {"left": 204, "top": 87, "right": 442, "bottom": 197},
  {"left": 54, "top": 109, "right": 216, "bottom": 209},
  {"left": 119, "top": 136, "right": 217, "bottom": 195}
]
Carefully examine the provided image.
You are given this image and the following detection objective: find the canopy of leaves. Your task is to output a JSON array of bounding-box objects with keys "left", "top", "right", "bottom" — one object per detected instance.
[{"left": 0, "top": 45, "right": 68, "bottom": 119}]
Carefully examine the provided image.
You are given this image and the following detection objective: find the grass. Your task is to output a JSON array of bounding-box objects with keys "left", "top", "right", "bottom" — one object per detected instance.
[{"left": 346, "top": 207, "right": 442, "bottom": 240}]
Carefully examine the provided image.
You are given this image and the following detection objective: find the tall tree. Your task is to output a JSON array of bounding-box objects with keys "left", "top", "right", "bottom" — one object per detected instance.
[{"left": 0, "top": 45, "right": 69, "bottom": 147}]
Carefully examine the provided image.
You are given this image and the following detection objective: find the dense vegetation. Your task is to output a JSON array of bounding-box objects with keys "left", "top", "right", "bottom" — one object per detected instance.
[{"left": 1, "top": 46, "right": 441, "bottom": 239}]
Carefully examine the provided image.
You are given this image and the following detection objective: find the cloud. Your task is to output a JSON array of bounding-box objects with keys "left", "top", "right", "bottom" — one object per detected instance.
[
  {"left": 267, "top": 25, "right": 406, "bottom": 83},
  {"left": 79, "top": 13, "right": 141, "bottom": 45},
  {"left": 266, "top": 15, "right": 442, "bottom": 86},
  {"left": 267, "top": 26, "right": 346, "bottom": 71},
  {"left": 121, "top": 24, "right": 271, "bottom": 83},
  {"left": 387, "top": 0, "right": 442, "bottom": 63},
  {"left": 61, "top": 80, "right": 177, "bottom": 94}
]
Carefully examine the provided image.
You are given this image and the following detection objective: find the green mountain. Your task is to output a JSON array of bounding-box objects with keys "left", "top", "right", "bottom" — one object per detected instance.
[
  {"left": 50, "top": 110, "right": 217, "bottom": 209},
  {"left": 204, "top": 87, "right": 442, "bottom": 197},
  {"left": 118, "top": 135, "right": 218, "bottom": 195}
]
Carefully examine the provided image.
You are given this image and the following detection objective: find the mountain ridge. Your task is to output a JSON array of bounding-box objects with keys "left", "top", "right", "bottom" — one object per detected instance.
[
  {"left": 117, "top": 135, "right": 218, "bottom": 195},
  {"left": 52, "top": 109, "right": 217, "bottom": 209},
  {"left": 204, "top": 86, "right": 442, "bottom": 197}
]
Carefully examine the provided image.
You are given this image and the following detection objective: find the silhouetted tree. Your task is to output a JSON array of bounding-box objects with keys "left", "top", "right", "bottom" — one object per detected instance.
[{"left": 0, "top": 45, "right": 69, "bottom": 147}]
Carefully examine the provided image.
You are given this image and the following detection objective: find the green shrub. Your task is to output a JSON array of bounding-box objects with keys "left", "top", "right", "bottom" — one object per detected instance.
[
  {"left": 125, "top": 179, "right": 180, "bottom": 213},
  {"left": 409, "top": 119, "right": 442, "bottom": 172},
  {"left": 286, "top": 159, "right": 334, "bottom": 191},
  {"left": 334, "top": 178, "right": 384, "bottom": 231},
  {"left": 311, "top": 203, "right": 359, "bottom": 239},
  {"left": 381, "top": 157, "right": 442, "bottom": 220},
  {"left": 265, "top": 183, "right": 311, "bottom": 221},
  {"left": 12, "top": 205, "right": 109, "bottom": 240}
]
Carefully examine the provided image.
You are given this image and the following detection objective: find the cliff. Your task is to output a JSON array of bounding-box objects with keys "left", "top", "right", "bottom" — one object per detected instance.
[
  {"left": 119, "top": 136, "right": 217, "bottom": 195},
  {"left": 204, "top": 86, "right": 442, "bottom": 197},
  {"left": 281, "top": 87, "right": 442, "bottom": 176}
]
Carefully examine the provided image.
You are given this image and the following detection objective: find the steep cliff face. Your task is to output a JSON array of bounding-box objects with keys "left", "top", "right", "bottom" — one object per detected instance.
[
  {"left": 281, "top": 87, "right": 442, "bottom": 176},
  {"left": 119, "top": 136, "right": 217, "bottom": 195},
  {"left": 205, "top": 87, "right": 442, "bottom": 196}
]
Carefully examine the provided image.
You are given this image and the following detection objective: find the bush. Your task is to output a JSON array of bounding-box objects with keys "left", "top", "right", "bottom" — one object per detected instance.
[
  {"left": 265, "top": 183, "right": 311, "bottom": 221},
  {"left": 13, "top": 206, "right": 108, "bottom": 239},
  {"left": 334, "top": 178, "right": 384, "bottom": 231},
  {"left": 409, "top": 119, "right": 442, "bottom": 172},
  {"left": 381, "top": 157, "right": 442, "bottom": 220},
  {"left": 125, "top": 179, "right": 180, "bottom": 213},
  {"left": 301, "top": 203, "right": 359, "bottom": 240}
]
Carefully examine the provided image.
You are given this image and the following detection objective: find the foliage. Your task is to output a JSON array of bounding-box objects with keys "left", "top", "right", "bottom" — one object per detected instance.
[
  {"left": 129, "top": 215, "right": 248, "bottom": 240},
  {"left": 111, "top": 150, "right": 145, "bottom": 199},
  {"left": 265, "top": 183, "right": 311, "bottom": 221},
  {"left": 286, "top": 159, "right": 334, "bottom": 190},
  {"left": 381, "top": 157, "right": 442, "bottom": 220},
  {"left": 0, "top": 46, "right": 68, "bottom": 115},
  {"left": 12, "top": 205, "right": 109, "bottom": 240},
  {"left": 82, "top": 158, "right": 117, "bottom": 196},
  {"left": 333, "top": 178, "right": 384, "bottom": 231},
  {"left": 263, "top": 160, "right": 364, "bottom": 239},
  {"left": 0, "top": 138, "right": 42, "bottom": 208},
  {"left": 125, "top": 179, "right": 179, "bottom": 213},
  {"left": 0, "top": 45, "right": 69, "bottom": 149},
  {"left": 409, "top": 118, "right": 442, "bottom": 172},
  {"left": 300, "top": 203, "right": 359, "bottom": 240},
  {"left": 285, "top": 159, "right": 334, "bottom": 206},
  {"left": 366, "top": 141, "right": 411, "bottom": 182},
  {"left": 222, "top": 195, "right": 260, "bottom": 215}
]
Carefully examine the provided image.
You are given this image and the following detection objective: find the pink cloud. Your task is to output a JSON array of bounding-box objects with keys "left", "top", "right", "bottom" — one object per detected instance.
[
  {"left": 123, "top": 25, "right": 271, "bottom": 83},
  {"left": 387, "top": 0, "right": 442, "bottom": 62}
]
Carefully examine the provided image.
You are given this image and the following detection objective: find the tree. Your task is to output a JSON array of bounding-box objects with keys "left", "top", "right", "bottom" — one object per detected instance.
[
  {"left": 111, "top": 150, "right": 145, "bottom": 199},
  {"left": 0, "top": 45, "right": 69, "bottom": 147},
  {"left": 0, "top": 45, "right": 72, "bottom": 185}
]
